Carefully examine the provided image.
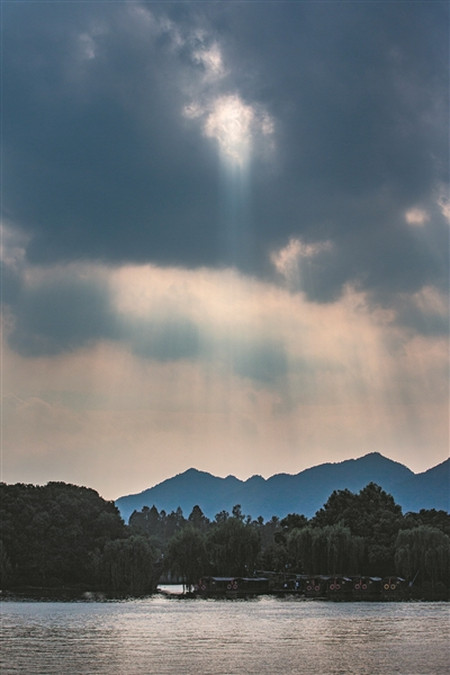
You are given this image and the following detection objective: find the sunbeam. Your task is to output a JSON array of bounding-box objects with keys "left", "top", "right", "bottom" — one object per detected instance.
[{"left": 2, "top": 0, "right": 448, "bottom": 499}]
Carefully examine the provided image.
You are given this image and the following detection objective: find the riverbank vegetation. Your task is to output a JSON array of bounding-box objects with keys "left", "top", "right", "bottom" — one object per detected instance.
[
  {"left": 0, "top": 482, "right": 161, "bottom": 596},
  {"left": 1, "top": 481, "right": 448, "bottom": 599}
]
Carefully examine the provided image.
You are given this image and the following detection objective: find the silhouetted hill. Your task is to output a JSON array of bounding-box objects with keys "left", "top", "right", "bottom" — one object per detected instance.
[
  {"left": 392, "top": 458, "right": 449, "bottom": 513},
  {"left": 115, "top": 453, "right": 449, "bottom": 523}
]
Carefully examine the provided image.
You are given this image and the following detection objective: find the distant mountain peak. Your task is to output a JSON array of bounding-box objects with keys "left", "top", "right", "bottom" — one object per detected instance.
[
  {"left": 359, "top": 451, "right": 403, "bottom": 463},
  {"left": 115, "top": 453, "right": 448, "bottom": 523},
  {"left": 176, "top": 467, "right": 209, "bottom": 477},
  {"left": 308, "top": 451, "right": 414, "bottom": 473},
  {"left": 246, "top": 474, "right": 265, "bottom": 483}
]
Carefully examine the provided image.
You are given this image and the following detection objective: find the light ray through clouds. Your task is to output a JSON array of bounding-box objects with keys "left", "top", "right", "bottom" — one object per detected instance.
[
  {"left": 1, "top": 1, "right": 448, "bottom": 499},
  {"left": 183, "top": 74, "right": 276, "bottom": 451}
]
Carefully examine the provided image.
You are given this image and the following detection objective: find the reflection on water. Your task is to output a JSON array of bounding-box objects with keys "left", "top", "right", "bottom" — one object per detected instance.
[{"left": 1, "top": 597, "right": 449, "bottom": 674}]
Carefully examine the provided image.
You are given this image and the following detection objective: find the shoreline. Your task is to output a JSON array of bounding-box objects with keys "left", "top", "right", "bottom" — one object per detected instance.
[{"left": 2, "top": 586, "right": 448, "bottom": 603}]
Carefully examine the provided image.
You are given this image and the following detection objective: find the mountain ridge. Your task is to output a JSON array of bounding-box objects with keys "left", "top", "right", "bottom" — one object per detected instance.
[{"left": 115, "top": 453, "right": 449, "bottom": 523}]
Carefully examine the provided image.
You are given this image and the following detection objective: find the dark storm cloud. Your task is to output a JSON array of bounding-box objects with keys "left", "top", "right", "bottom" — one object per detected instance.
[
  {"left": 228, "top": 2, "right": 449, "bottom": 299},
  {"left": 7, "top": 276, "right": 117, "bottom": 357},
  {"left": 3, "top": 1, "right": 448, "bottom": 316},
  {"left": 3, "top": 1, "right": 222, "bottom": 266}
]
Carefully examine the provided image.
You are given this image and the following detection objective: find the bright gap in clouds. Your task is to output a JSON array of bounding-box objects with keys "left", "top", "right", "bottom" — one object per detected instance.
[
  {"left": 205, "top": 94, "right": 254, "bottom": 167},
  {"left": 184, "top": 93, "right": 274, "bottom": 169}
]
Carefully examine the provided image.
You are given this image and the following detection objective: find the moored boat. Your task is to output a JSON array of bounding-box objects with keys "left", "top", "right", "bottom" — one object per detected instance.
[
  {"left": 380, "top": 576, "right": 407, "bottom": 599},
  {"left": 196, "top": 576, "right": 270, "bottom": 596},
  {"left": 194, "top": 573, "right": 410, "bottom": 600}
]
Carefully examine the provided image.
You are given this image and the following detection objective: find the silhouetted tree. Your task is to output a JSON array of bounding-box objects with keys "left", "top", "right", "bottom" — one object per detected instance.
[
  {"left": 280, "top": 513, "right": 308, "bottom": 531},
  {"left": 188, "top": 505, "right": 210, "bottom": 531},
  {"left": 287, "top": 524, "right": 364, "bottom": 575},
  {"left": 0, "top": 482, "right": 162, "bottom": 594},
  {"left": 208, "top": 507, "right": 260, "bottom": 576},
  {"left": 395, "top": 526, "right": 450, "bottom": 591},
  {"left": 403, "top": 510, "right": 450, "bottom": 537},
  {"left": 166, "top": 526, "right": 208, "bottom": 589},
  {"left": 101, "top": 535, "right": 160, "bottom": 595},
  {"left": 312, "top": 483, "right": 404, "bottom": 574}
]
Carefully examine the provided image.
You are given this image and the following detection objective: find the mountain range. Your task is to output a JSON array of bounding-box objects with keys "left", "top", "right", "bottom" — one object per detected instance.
[{"left": 115, "top": 452, "right": 449, "bottom": 524}]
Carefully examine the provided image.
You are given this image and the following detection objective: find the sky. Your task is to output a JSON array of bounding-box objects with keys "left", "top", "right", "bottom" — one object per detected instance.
[{"left": 1, "top": 1, "right": 449, "bottom": 501}]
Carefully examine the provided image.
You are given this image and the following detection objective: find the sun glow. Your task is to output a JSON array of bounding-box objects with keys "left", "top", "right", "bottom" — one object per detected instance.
[
  {"left": 204, "top": 95, "right": 254, "bottom": 166},
  {"left": 184, "top": 93, "right": 273, "bottom": 168}
]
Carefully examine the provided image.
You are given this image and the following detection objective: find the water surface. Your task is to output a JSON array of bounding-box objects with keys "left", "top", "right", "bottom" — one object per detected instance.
[{"left": 1, "top": 596, "right": 448, "bottom": 674}]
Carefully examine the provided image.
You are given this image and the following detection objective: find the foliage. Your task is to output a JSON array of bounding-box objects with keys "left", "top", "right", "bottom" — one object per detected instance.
[
  {"left": 287, "top": 524, "right": 364, "bottom": 575},
  {"left": 129, "top": 487, "right": 449, "bottom": 597},
  {"left": 312, "top": 482, "right": 404, "bottom": 575},
  {"left": 402, "top": 510, "right": 450, "bottom": 537},
  {"left": 313, "top": 483, "right": 402, "bottom": 535},
  {"left": 207, "top": 507, "right": 260, "bottom": 576},
  {"left": 395, "top": 526, "right": 450, "bottom": 589},
  {"left": 280, "top": 513, "right": 308, "bottom": 531},
  {"left": 2, "top": 480, "right": 448, "bottom": 599},
  {"left": 129, "top": 504, "right": 188, "bottom": 549},
  {"left": 0, "top": 482, "right": 159, "bottom": 594},
  {"left": 188, "top": 505, "right": 210, "bottom": 532},
  {"left": 166, "top": 526, "right": 208, "bottom": 589},
  {"left": 100, "top": 535, "right": 160, "bottom": 595}
]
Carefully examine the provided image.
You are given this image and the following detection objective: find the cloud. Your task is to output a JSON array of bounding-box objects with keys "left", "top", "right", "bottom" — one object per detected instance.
[
  {"left": 438, "top": 193, "right": 450, "bottom": 223},
  {"left": 3, "top": 257, "right": 288, "bottom": 384},
  {"left": 128, "top": 316, "right": 201, "bottom": 362},
  {"left": 4, "top": 261, "right": 117, "bottom": 357},
  {"left": 392, "top": 286, "right": 449, "bottom": 337},
  {"left": 405, "top": 208, "right": 430, "bottom": 227},
  {"left": 192, "top": 41, "right": 226, "bottom": 81},
  {"left": 2, "top": 1, "right": 447, "bottom": 310},
  {"left": 2, "top": 264, "right": 448, "bottom": 496},
  {"left": 1, "top": 1, "right": 448, "bottom": 497},
  {"left": 271, "top": 237, "right": 333, "bottom": 291},
  {"left": 184, "top": 93, "right": 274, "bottom": 166},
  {"left": 3, "top": 252, "right": 447, "bottom": 387}
]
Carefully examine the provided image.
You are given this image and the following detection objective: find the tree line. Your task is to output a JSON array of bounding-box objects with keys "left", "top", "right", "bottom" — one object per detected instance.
[
  {"left": 1, "top": 481, "right": 449, "bottom": 598},
  {"left": 129, "top": 483, "right": 449, "bottom": 599}
]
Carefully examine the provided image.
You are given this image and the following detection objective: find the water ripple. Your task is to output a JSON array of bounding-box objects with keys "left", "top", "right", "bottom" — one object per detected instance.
[{"left": 1, "top": 598, "right": 448, "bottom": 674}]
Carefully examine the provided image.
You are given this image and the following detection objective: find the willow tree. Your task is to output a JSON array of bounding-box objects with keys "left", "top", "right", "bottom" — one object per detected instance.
[
  {"left": 395, "top": 525, "right": 450, "bottom": 589},
  {"left": 101, "top": 535, "right": 161, "bottom": 595},
  {"left": 166, "top": 525, "right": 208, "bottom": 590},
  {"left": 288, "top": 524, "right": 364, "bottom": 574}
]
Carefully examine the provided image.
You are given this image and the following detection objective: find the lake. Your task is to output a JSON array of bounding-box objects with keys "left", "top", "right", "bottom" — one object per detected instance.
[{"left": 1, "top": 592, "right": 449, "bottom": 674}]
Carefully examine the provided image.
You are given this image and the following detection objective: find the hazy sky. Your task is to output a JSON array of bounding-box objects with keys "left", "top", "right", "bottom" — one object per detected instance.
[{"left": 2, "top": 1, "right": 448, "bottom": 500}]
